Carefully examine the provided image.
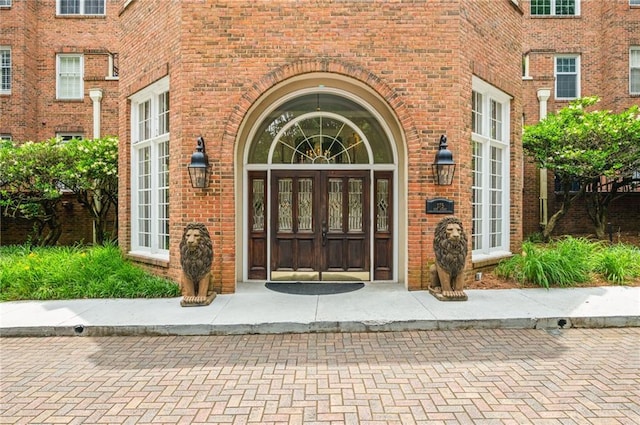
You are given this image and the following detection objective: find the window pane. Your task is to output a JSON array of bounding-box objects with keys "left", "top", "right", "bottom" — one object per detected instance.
[
  {"left": 137, "top": 146, "right": 151, "bottom": 248},
  {"left": 158, "top": 91, "right": 170, "bottom": 134},
  {"left": 58, "top": 55, "right": 82, "bottom": 99},
  {"left": 556, "top": 57, "right": 578, "bottom": 99},
  {"left": 490, "top": 100, "right": 503, "bottom": 141},
  {"left": 84, "top": 0, "right": 104, "bottom": 14},
  {"left": 0, "top": 48, "right": 10, "bottom": 92},
  {"left": 555, "top": 0, "right": 575, "bottom": 15},
  {"left": 138, "top": 100, "right": 151, "bottom": 141},
  {"left": 472, "top": 91, "right": 482, "bottom": 134},
  {"left": 631, "top": 49, "right": 640, "bottom": 94},
  {"left": 489, "top": 146, "right": 503, "bottom": 249},
  {"left": 59, "top": 0, "right": 80, "bottom": 14},
  {"left": 157, "top": 141, "right": 170, "bottom": 250},
  {"left": 472, "top": 142, "right": 483, "bottom": 251},
  {"left": 556, "top": 57, "right": 576, "bottom": 73},
  {"left": 631, "top": 69, "right": 640, "bottom": 94},
  {"left": 531, "top": 0, "right": 551, "bottom": 15},
  {"left": 556, "top": 75, "right": 577, "bottom": 98}
]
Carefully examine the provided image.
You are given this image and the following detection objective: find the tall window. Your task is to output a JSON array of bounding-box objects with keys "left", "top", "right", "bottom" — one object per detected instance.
[
  {"left": 555, "top": 55, "right": 580, "bottom": 100},
  {"left": 631, "top": 47, "right": 640, "bottom": 95},
  {"left": 129, "top": 78, "right": 170, "bottom": 259},
  {"left": 56, "top": 54, "right": 83, "bottom": 100},
  {"left": 0, "top": 0, "right": 11, "bottom": 7},
  {"left": 531, "top": 0, "right": 579, "bottom": 16},
  {"left": 471, "top": 77, "right": 511, "bottom": 259},
  {"left": 0, "top": 47, "right": 10, "bottom": 94},
  {"left": 57, "top": 0, "right": 105, "bottom": 15}
]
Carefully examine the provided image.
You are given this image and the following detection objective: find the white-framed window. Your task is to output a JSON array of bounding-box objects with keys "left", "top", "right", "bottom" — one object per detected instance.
[
  {"left": 1, "top": 47, "right": 10, "bottom": 94},
  {"left": 531, "top": 0, "right": 579, "bottom": 16},
  {"left": 0, "top": 0, "right": 11, "bottom": 8},
  {"left": 0, "top": 134, "right": 11, "bottom": 141},
  {"left": 631, "top": 47, "right": 640, "bottom": 95},
  {"left": 56, "top": 133, "right": 84, "bottom": 142},
  {"left": 56, "top": 54, "right": 84, "bottom": 100},
  {"left": 555, "top": 55, "right": 580, "bottom": 100},
  {"left": 57, "top": 0, "right": 105, "bottom": 15},
  {"left": 129, "top": 77, "right": 170, "bottom": 259},
  {"left": 471, "top": 76, "right": 511, "bottom": 260},
  {"left": 631, "top": 0, "right": 640, "bottom": 6}
]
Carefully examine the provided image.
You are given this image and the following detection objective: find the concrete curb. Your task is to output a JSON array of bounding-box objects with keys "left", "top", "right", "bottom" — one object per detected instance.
[{"left": 2, "top": 315, "right": 638, "bottom": 337}]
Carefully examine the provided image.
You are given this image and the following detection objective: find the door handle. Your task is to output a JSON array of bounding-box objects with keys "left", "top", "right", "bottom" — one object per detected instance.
[{"left": 322, "top": 221, "right": 327, "bottom": 246}]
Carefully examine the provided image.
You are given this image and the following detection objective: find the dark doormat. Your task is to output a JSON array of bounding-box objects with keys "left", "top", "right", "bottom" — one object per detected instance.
[{"left": 265, "top": 282, "right": 365, "bottom": 295}]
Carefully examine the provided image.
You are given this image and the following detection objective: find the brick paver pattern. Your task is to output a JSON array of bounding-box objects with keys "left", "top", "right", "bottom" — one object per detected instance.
[{"left": 1, "top": 329, "right": 639, "bottom": 424}]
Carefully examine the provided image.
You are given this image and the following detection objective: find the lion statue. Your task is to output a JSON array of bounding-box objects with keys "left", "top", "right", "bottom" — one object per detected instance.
[
  {"left": 429, "top": 216, "right": 469, "bottom": 301},
  {"left": 179, "top": 222, "right": 216, "bottom": 306}
]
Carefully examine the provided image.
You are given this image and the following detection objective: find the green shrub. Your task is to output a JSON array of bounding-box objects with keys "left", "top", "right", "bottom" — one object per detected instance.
[
  {"left": 593, "top": 244, "right": 640, "bottom": 284},
  {"left": 0, "top": 244, "right": 181, "bottom": 301},
  {"left": 495, "top": 237, "right": 615, "bottom": 288}
]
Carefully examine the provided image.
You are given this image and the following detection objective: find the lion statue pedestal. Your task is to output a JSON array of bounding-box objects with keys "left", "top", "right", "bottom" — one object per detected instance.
[
  {"left": 179, "top": 222, "right": 217, "bottom": 307},
  {"left": 428, "top": 216, "right": 468, "bottom": 302}
]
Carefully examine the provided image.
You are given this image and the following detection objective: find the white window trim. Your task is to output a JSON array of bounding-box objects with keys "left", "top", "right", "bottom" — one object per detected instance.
[
  {"left": 471, "top": 76, "right": 512, "bottom": 262},
  {"left": 56, "top": 0, "right": 106, "bottom": 16},
  {"left": 554, "top": 54, "right": 580, "bottom": 100},
  {"left": 129, "top": 77, "right": 170, "bottom": 261},
  {"left": 56, "top": 54, "right": 84, "bottom": 100},
  {"left": 531, "top": 0, "right": 580, "bottom": 16},
  {"left": 631, "top": 0, "right": 640, "bottom": 7},
  {"left": 631, "top": 47, "right": 640, "bottom": 95},
  {"left": 0, "top": 0, "right": 11, "bottom": 8},
  {"left": 0, "top": 46, "right": 10, "bottom": 95}
]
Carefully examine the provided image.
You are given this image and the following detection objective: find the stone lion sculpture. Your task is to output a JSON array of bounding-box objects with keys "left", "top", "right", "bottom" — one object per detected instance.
[
  {"left": 179, "top": 222, "right": 216, "bottom": 307},
  {"left": 429, "top": 216, "right": 469, "bottom": 301}
]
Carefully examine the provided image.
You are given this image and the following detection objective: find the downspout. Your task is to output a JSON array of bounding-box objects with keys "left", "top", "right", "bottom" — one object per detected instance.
[{"left": 537, "top": 89, "right": 551, "bottom": 228}]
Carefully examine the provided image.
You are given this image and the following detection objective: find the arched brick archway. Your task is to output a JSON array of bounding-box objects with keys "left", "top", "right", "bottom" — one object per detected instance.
[{"left": 229, "top": 60, "right": 418, "bottom": 287}]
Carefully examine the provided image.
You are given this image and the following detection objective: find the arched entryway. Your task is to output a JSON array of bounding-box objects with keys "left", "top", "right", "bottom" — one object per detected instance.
[{"left": 236, "top": 75, "right": 407, "bottom": 285}]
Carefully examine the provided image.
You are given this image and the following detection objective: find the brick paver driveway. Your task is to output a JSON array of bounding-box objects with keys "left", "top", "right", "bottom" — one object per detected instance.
[{"left": 1, "top": 329, "right": 639, "bottom": 424}]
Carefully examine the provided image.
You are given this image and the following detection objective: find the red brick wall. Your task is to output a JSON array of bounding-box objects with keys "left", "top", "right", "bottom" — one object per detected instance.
[
  {"left": 118, "top": 0, "right": 524, "bottom": 292},
  {"left": 0, "top": 0, "right": 120, "bottom": 142},
  {"left": 0, "top": 194, "right": 101, "bottom": 246}
]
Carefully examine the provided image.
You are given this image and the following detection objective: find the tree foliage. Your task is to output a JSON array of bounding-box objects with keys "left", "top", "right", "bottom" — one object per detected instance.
[
  {"left": 58, "top": 136, "right": 119, "bottom": 245},
  {"left": 0, "top": 139, "right": 69, "bottom": 246},
  {"left": 523, "top": 97, "right": 640, "bottom": 239},
  {"left": 0, "top": 137, "right": 119, "bottom": 246}
]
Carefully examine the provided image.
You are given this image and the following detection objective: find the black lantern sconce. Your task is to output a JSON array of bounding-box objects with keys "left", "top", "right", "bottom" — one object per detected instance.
[
  {"left": 188, "top": 136, "right": 210, "bottom": 189},
  {"left": 432, "top": 135, "right": 456, "bottom": 185}
]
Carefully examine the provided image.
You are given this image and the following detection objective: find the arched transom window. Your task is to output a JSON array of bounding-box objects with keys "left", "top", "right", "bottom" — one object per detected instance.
[{"left": 247, "top": 93, "right": 393, "bottom": 165}]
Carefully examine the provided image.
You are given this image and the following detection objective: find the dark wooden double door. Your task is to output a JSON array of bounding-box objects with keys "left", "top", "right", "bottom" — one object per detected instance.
[{"left": 247, "top": 170, "right": 393, "bottom": 281}]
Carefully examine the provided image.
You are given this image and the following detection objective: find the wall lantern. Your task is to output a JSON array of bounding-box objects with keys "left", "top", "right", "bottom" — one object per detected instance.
[
  {"left": 432, "top": 135, "right": 456, "bottom": 185},
  {"left": 188, "top": 136, "right": 210, "bottom": 189}
]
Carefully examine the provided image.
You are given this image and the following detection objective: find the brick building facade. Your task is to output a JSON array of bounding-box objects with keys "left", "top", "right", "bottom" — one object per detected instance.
[
  {"left": 2, "top": 1, "right": 638, "bottom": 293},
  {"left": 0, "top": 0, "right": 120, "bottom": 244},
  {"left": 521, "top": 0, "right": 640, "bottom": 237},
  {"left": 116, "top": 0, "right": 523, "bottom": 292}
]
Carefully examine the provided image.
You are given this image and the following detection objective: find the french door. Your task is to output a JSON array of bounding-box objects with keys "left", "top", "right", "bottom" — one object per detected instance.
[
  {"left": 247, "top": 170, "right": 393, "bottom": 281},
  {"left": 269, "top": 170, "right": 369, "bottom": 281}
]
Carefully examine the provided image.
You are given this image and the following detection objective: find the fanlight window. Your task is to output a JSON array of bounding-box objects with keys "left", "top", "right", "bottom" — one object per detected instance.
[
  {"left": 271, "top": 114, "right": 368, "bottom": 165},
  {"left": 248, "top": 93, "right": 393, "bottom": 165}
]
